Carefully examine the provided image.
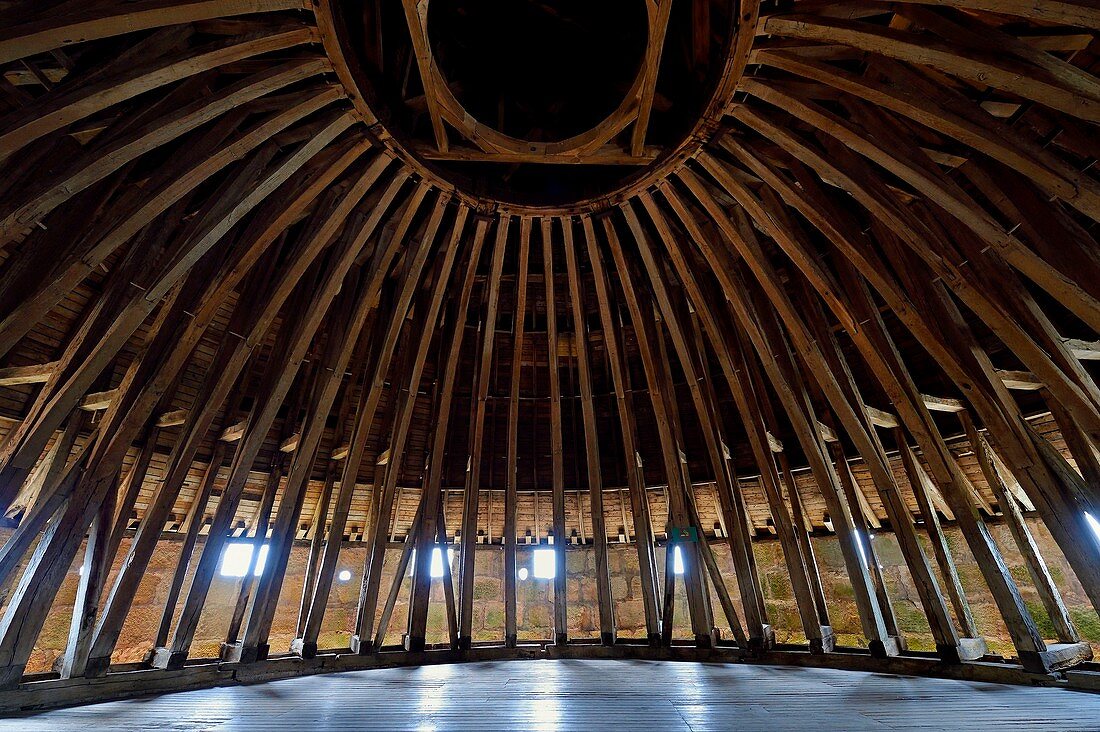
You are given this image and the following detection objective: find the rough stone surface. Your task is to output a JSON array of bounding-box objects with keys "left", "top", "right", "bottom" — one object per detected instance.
[{"left": 9, "top": 516, "right": 1100, "bottom": 673}]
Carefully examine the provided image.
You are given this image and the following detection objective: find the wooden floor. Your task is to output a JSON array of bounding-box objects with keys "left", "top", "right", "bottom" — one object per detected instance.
[{"left": 3, "top": 659, "right": 1100, "bottom": 731}]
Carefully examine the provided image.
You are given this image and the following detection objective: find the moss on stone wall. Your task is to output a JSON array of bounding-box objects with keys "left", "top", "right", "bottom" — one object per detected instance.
[{"left": 10, "top": 515, "right": 1100, "bottom": 673}]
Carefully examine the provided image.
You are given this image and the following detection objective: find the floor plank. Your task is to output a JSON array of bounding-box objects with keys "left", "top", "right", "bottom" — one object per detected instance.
[{"left": 4, "top": 659, "right": 1100, "bottom": 731}]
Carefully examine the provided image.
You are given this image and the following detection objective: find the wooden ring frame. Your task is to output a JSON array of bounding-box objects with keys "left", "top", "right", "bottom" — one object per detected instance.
[{"left": 316, "top": 0, "right": 761, "bottom": 215}]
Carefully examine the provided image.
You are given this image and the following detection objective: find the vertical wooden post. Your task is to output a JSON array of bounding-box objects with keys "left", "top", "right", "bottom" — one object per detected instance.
[
  {"left": 895, "top": 431, "right": 979, "bottom": 639},
  {"left": 561, "top": 217, "right": 615, "bottom": 645},
  {"left": 407, "top": 214, "right": 485, "bottom": 651},
  {"left": 585, "top": 220, "right": 660, "bottom": 642},
  {"left": 542, "top": 218, "right": 571, "bottom": 645},
  {"left": 961, "top": 412, "right": 1080, "bottom": 644},
  {"left": 457, "top": 215, "right": 507, "bottom": 649},
  {"left": 503, "top": 217, "right": 530, "bottom": 647}
]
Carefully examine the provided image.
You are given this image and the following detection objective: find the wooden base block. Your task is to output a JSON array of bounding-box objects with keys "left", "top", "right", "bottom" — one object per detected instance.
[
  {"left": 870, "top": 636, "right": 902, "bottom": 659},
  {"left": 957, "top": 637, "right": 988, "bottom": 662},
  {"left": 349, "top": 635, "right": 373, "bottom": 655},
  {"left": 149, "top": 647, "right": 187, "bottom": 670},
  {"left": 220, "top": 642, "right": 243, "bottom": 663},
  {"left": 810, "top": 626, "right": 836, "bottom": 655},
  {"left": 83, "top": 655, "right": 111, "bottom": 679},
  {"left": 220, "top": 642, "right": 264, "bottom": 664},
  {"left": 290, "top": 638, "right": 317, "bottom": 659},
  {"left": 405, "top": 636, "right": 427, "bottom": 653},
  {"left": 1026, "top": 642, "right": 1094, "bottom": 673},
  {"left": 934, "top": 638, "right": 987, "bottom": 664},
  {"left": 1067, "top": 669, "right": 1100, "bottom": 692},
  {"left": 555, "top": 633, "right": 568, "bottom": 646}
]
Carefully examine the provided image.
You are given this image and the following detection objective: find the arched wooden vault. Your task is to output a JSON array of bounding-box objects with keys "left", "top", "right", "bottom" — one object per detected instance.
[{"left": 0, "top": 0, "right": 1099, "bottom": 710}]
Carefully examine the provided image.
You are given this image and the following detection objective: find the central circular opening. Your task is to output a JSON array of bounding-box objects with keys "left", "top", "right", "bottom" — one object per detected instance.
[
  {"left": 426, "top": 0, "right": 648, "bottom": 141},
  {"left": 328, "top": 0, "right": 743, "bottom": 208}
]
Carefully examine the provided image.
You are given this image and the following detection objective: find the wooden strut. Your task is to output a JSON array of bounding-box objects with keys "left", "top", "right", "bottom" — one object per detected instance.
[
  {"left": 542, "top": 218, "right": 570, "bottom": 646},
  {"left": 456, "top": 216, "right": 507, "bottom": 650}
]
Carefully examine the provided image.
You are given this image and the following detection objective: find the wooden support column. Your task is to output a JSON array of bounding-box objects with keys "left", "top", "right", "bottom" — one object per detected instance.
[
  {"left": 457, "top": 215, "right": 508, "bottom": 650},
  {"left": 373, "top": 501, "right": 424, "bottom": 650},
  {"left": 604, "top": 214, "right": 712, "bottom": 646},
  {"left": 297, "top": 462, "right": 336, "bottom": 637},
  {"left": 407, "top": 216, "right": 486, "bottom": 651},
  {"left": 584, "top": 217, "right": 661, "bottom": 643},
  {"left": 503, "top": 218, "right": 530, "bottom": 648},
  {"left": 221, "top": 459, "right": 281, "bottom": 657},
  {"left": 153, "top": 442, "right": 229, "bottom": 651},
  {"left": 542, "top": 218, "right": 570, "bottom": 645},
  {"left": 827, "top": 439, "right": 903, "bottom": 648},
  {"left": 777, "top": 452, "right": 830, "bottom": 629},
  {"left": 650, "top": 311, "right": 715, "bottom": 647},
  {"left": 960, "top": 412, "right": 1080, "bottom": 644},
  {"left": 895, "top": 431, "right": 980, "bottom": 640},
  {"left": 630, "top": 196, "right": 763, "bottom": 647},
  {"left": 561, "top": 217, "right": 615, "bottom": 645},
  {"left": 674, "top": 168, "right": 894, "bottom": 656}
]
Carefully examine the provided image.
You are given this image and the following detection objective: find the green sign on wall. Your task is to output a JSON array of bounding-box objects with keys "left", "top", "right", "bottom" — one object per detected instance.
[{"left": 668, "top": 526, "right": 699, "bottom": 543}]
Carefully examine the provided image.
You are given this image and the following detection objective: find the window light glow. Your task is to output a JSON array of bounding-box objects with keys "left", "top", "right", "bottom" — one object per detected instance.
[
  {"left": 337, "top": 569, "right": 352, "bottom": 582},
  {"left": 219, "top": 542, "right": 268, "bottom": 578},
  {"left": 533, "top": 548, "right": 556, "bottom": 579},
  {"left": 431, "top": 547, "right": 455, "bottom": 578},
  {"left": 673, "top": 545, "right": 685, "bottom": 575},
  {"left": 518, "top": 567, "right": 529, "bottom": 581},
  {"left": 1087, "top": 512, "right": 1100, "bottom": 543}
]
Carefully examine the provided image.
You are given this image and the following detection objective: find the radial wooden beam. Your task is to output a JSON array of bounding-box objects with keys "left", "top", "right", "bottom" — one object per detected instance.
[
  {"left": 503, "top": 218, "right": 529, "bottom": 647},
  {"left": 561, "top": 218, "right": 615, "bottom": 645},
  {"left": 541, "top": 218, "right": 570, "bottom": 645},
  {"left": 456, "top": 215, "right": 507, "bottom": 650},
  {"left": 406, "top": 213, "right": 484, "bottom": 651}
]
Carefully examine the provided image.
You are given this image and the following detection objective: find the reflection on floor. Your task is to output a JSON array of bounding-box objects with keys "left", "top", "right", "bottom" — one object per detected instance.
[{"left": 5, "top": 658, "right": 1100, "bottom": 731}]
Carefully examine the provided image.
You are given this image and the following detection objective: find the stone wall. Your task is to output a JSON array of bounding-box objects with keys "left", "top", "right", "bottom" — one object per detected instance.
[{"left": 13, "top": 516, "right": 1100, "bottom": 674}]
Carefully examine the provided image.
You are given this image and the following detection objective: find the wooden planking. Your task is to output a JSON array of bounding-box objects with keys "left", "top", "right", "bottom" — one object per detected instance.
[{"left": 8, "top": 659, "right": 1100, "bottom": 730}]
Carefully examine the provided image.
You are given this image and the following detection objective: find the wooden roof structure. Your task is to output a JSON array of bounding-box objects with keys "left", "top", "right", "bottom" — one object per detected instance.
[{"left": 0, "top": 0, "right": 1099, "bottom": 711}]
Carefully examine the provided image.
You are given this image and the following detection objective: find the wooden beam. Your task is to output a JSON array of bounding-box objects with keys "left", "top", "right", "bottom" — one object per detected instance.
[
  {"left": 584, "top": 218, "right": 661, "bottom": 644},
  {"left": 0, "top": 361, "right": 57, "bottom": 387},
  {"left": 407, "top": 211, "right": 484, "bottom": 652},
  {"left": 563, "top": 217, "right": 618, "bottom": 645},
  {"left": 503, "top": 217, "right": 529, "bottom": 647},
  {"left": 864, "top": 405, "right": 899, "bottom": 429},
  {"left": 0, "top": 0, "right": 305, "bottom": 65},
  {"left": 456, "top": 215, "right": 508, "bottom": 649},
  {"left": 998, "top": 370, "right": 1044, "bottom": 391}
]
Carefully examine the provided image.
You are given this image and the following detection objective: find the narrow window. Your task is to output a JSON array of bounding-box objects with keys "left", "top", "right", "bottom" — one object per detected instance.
[
  {"left": 673, "top": 545, "right": 685, "bottom": 575},
  {"left": 220, "top": 542, "right": 268, "bottom": 578},
  {"left": 533, "top": 548, "right": 556, "bottom": 579},
  {"left": 431, "top": 547, "right": 455, "bottom": 578}
]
